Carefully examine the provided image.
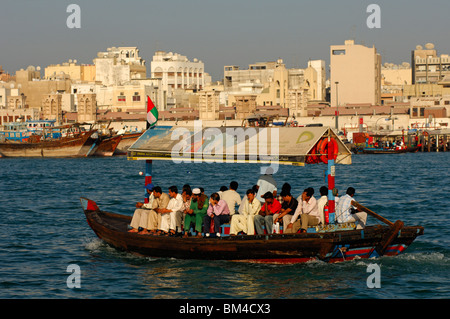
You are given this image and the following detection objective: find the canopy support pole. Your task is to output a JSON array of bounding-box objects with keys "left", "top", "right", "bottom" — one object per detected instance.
[
  {"left": 327, "top": 128, "right": 336, "bottom": 223},
  {"left": 144, "top": 97, "right": 153, "bottom": 203}
]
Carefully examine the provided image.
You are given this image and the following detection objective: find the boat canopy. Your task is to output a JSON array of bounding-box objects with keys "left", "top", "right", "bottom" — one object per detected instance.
[{"left": 127, "top": 125, "right": 352, "bottom": 166}]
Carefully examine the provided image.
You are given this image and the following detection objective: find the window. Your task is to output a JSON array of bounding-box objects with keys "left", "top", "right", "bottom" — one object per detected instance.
[
  {"left": 132, "top": 93, "right": 140, "bottom": 102},
  {"left": 332, "top": 50, "right": 346, "bottom": 55},
  {"left": 118, "top": 95, "right": 126, "bottom": 102}
]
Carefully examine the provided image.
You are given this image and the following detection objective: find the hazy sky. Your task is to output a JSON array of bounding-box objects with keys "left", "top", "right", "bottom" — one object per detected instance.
[{"left": 1, "top": 0, "right": 450, "bottom": 80}]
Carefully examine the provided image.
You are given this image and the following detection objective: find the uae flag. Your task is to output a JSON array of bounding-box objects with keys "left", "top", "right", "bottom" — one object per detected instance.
[{"left": 147, "top": 96, "right": 158, "bottom": 128}]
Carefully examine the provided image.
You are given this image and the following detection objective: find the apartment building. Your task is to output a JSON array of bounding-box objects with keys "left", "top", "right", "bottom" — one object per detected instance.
[
  {"left": 330, "top": 40, "right": 382, "bottom": 107},
  {"left": 412, "top": 43, "right": 450, "bottom": 84}
]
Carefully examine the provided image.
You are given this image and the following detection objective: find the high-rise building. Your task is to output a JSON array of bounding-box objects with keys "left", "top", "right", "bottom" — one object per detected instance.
[{"left": 330, "top": 40, "right": 381, "bottom": 107}]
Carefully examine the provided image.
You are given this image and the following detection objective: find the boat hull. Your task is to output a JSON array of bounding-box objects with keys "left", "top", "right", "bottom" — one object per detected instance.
[
  {"left": 81, "top": 198, "right": 424, "bottom": 264},
  {"left": 358, "top": 145, "right": 421, "bottom": 154},
  {"left": 114, "top": 132, "right": 142, "bottom": 155},
  {"left": 0, "top": 130, "right": 96, "bottom": 157},
  {"left": 93, "top": 135, "right": 123, "bottom": 157}
]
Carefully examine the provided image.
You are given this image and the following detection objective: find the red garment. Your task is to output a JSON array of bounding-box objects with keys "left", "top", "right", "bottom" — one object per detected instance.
[{"left": 260, "top": 199, "right": 282, "bottom": 215}]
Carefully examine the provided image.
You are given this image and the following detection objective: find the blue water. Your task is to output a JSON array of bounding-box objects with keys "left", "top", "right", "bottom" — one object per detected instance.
[{"left": 0, "top": 153, "right": 449, "bottom": 299}]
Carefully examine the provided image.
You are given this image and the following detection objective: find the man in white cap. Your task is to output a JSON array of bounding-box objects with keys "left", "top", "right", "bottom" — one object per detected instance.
[{"left": 183, "top": 188, "right": 209, "bottom": 237}]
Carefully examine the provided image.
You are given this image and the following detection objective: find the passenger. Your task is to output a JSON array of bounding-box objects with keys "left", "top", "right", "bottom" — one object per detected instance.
[
  {"left": 158, "top": 186, "right": 184, "bottom": 236},
  {"left": 183, "top": 188, "right": 209, "bottom": 238},
  {"left": 182, "top": 184, "right": 192, "bottom": 193},
  {"left": 221, "top": 181, "right": 241, "bottom": 216},
  {"left": 217, "top": 186, "right": 228, "bottom": 199},
  {"left": 336, "top": 187, "right": 367, "bottom": 229},
  {"left": 128, "top": 183, "right": 156, "bottom": 233},
  {"left": 277, "top": 182, "right": 291, "bottom": 203},
  {"left": 230, "top": 189, "right": 261, "bottom": 235},
  {"left": 203, "top": 192, "right": 230, "bottom": 237},
  {"left": 151, "top": 186, "right": 170, "bottom": 235},
  {"left": 286, "top": 187, "right": 319, "bottom": 233},
  {"left": 317, "top": 186, "right": 328, "bottom": 225},
  {"left": 255, "top": 167, "right": 277, "bottom": 203},
  {"left": 333, "top": 188, "right": 340, "bottom": 205},
  {"left": 179, "top": 188, "right": 192, "bottom": 233},
  {"left": 273, "top": 190, "right": 298, "bottom": 229},
  {"left": 254, "top": 191, "right": 282, "bottom": 235}
]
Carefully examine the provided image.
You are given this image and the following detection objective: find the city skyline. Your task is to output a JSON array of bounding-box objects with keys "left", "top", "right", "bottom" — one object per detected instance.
[{"left": 1, "top": 0, "right": 450, "bottom": 80}]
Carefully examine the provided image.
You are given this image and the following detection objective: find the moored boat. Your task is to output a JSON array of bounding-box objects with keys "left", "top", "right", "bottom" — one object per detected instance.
[
  {"left": 0, "top": 125, "right": 97, "bottom": 157},
  {"left": 93, "top": 135, "right": 123, "bottom": 157},
  {"left": 356, "top": 145, "right": 421, "bottom": 154},
  {"left": 114, "top": 132, "right": 143, "bottom": 155}
]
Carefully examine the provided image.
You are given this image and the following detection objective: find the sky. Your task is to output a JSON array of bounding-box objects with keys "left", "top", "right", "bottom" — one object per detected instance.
[{"left": 1, "top": 0, "right": 450, "bottom": 81}]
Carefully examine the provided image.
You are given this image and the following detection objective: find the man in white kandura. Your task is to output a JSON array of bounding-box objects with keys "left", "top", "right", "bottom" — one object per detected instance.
[
  {"left": 158, "top": 185, "right": 184, "bottom": 236},
  {"left": 230, "top": 189, "right": 261, "bottom": 235},
  {"left": 128, "top": 183, "right": 156, "bottom": 234}
]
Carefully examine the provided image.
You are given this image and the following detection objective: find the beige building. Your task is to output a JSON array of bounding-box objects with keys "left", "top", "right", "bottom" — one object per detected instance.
[
  {"left": 77, "top": 93, "right": 97, "bottom": 122},
  {"left": 14, "top": 67, "right": 72, "bottom": 110},
  {"left": 42, "top": 94, "right": 63, "bottom": 123},
  {"left": 330, "top": 40, "right": 382, "bottom": 107},
  {"left": 45, "top": 60, "right": 95, "bottom": 82},
  {"left": 198, "top": 89, "right": 221, "bottom": 120},
  {"left": 223, "top": 59, "right": 324, "bottom": 119},
  {"left": 412, "top": 43, "right": 450, "bottom": 84}
]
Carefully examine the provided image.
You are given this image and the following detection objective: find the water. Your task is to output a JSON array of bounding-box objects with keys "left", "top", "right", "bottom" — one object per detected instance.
[{"left": 0, "top": 153, "right": 449, "bottom": 299}]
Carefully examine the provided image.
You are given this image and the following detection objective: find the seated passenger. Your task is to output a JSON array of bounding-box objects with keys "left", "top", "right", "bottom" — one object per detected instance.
[
  {"left": 255, "top": 167, "right": 277, "bottom": 203},
  {"left": 317, "top": 186, "right": 328, "bottom": 225},
  {"left": 158, "top": 186, "right": 184, "bottom": 236},
  {"left": 128, "top": 183, "right": 156, "bottom": 233},
  {"left": 178, "top": 188, "right": 192, "bottom": 233},
  {"left": 150, "top": 186, "right": 170, "bottom": 235},
  {"left": 184, "top": 188, "right": 209, "bottom": 237},
  {"left": 273, "top": 190, "right": 298, "bottom": 229},
  {"left": 203, "top": 192, "right": 230, "bottom": 237},
  {"left": 230, "top": 189, "right": 261, "bottom": 235},
  {"left": 254, "top": 191, "right": 282, "bottom": 235},
  {"left": 286, "top": 187, "right": 319, "bottom": 233},
  {"left": 336, "top": 187, "right": 367, "bottom": 229},
  {"left": 221, "top": 181, "right": 241, "bottom": 216}
]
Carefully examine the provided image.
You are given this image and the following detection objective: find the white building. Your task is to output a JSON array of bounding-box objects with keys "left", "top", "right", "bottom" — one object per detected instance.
[
  {"left": 150, "top": 51, "right": 209, "bottom": 110},
  {"left": 307, "top": 60, "right": 326, "bottom": 101},
  {"left": 94, "top": 46, "right": 147, "bottom": 86}
]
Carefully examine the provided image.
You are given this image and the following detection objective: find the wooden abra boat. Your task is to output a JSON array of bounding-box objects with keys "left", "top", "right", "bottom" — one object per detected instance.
[
  {"left": 80, "top": 198, "right": 423, "bottom": 263},
  {"left": 82, "top": 125, "right": 424, "bottom": 264}
]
